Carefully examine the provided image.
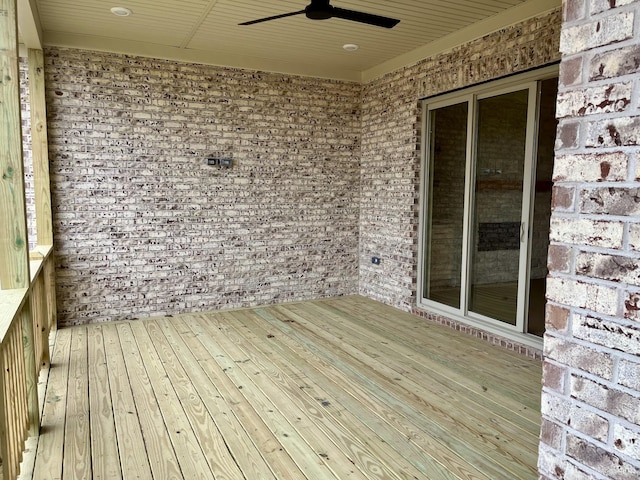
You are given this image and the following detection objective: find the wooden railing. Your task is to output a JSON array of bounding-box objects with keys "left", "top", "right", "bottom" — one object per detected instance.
[
  {"left": 0, "top": 246, "right": 56, "bottom": 479},
  {"left": 2, "top": 1, "right": 56, "bottom": 477}
]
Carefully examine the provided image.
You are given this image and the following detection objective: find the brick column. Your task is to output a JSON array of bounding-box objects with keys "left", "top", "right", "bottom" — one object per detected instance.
[{"left": 540, "top": 0, "right": 640, "bottom": 478}]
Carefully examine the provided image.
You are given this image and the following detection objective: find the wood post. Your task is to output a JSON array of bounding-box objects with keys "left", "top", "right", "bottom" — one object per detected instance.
[
  {"left": 0, "top": 0, "right": 30, "bottom": 290},
  {"left": 28, "top": 48, "right": 54, "bottom": 247}
]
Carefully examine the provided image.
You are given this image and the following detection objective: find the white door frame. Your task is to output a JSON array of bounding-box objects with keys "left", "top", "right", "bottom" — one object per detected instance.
[{"left": 417, "top": 65, "right": 558, "bottom": 349}]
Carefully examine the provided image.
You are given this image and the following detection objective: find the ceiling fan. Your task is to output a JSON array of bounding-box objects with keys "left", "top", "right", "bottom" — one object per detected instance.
[{"left": 239, "top": 0, "right": 400, "bottom": 29}]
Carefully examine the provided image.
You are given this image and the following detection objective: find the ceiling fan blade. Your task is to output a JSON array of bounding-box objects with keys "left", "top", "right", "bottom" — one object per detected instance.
[
  {"left": 332, "top": 7, "right": 399, "bottom": 28},
  {"left": 239, "top": 10, "right": 305, "bottom": 26}
]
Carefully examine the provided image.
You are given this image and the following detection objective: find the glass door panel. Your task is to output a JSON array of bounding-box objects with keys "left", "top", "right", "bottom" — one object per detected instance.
[
  {"left": 469, "top": 90, "right": 529, "bottom": 325},
  {"left": 423, "top": 102, "right": 468, "bottom": 309}
]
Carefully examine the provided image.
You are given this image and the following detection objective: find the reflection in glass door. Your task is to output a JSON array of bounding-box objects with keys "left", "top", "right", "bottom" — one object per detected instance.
[
  {"left": 469, "top": 89, "right": 529, "bottom": 325},
  {"left": 423, "top": 102, "right": 468, "bottom": 309}
]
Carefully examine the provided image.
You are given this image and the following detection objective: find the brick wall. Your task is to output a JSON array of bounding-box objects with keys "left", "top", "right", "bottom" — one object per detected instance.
[
  {"left": 359, "top": 9, "right": 561, "bottom": 311},
  {"left": 44, "top": 48, "right": 361, "bottom": 326},
  {"left": 539, "top": 0, "right": 640, "bottom": 478}
]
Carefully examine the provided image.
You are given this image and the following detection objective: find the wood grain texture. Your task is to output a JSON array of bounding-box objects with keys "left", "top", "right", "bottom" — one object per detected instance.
[
  {"left": 174, "top": 316, "right": 305, "bottom": 479},
  {"left": 29, "top": 296, "right": 542, "bottom": 479},
  {"left": 0, "top": 305, "right": 31, "bottom": 480},
  {"left": 0, "top": 0, "right": 30, "bottom": 290},
  {"left": 27, "top": 48, "right": 54, "bottom": 247},
  {"left": 31, "top": 328, "right": 72, "bottom": 480},
  {"left": 102, "top": 324, "right": 153, "bottom": 479},
  {"left": 87, "top": 326, "right": 121, "bottom": 480},
  {"left": 30, "top": 270, "right": 51, "bottom": 370},
  {"left": 0, "top": 290, "right": 27, "bottom": 341},
  {"left": 20, "top": 301, "right": 39, "bottom": 436},
  {"left": 128, "top": 320, "right": 213, "bottom": 479},
  {"left": 144, "top": 319, "right": 246, "bottom": 479},
  {"left": 159, "top": 318, "right": 278, "bottom": 479},
  {"left": 62, "top": 327, "right": 90, "bottom": 480},
  {"left": 43, "top": 253, "right": 57, "bottom": 333},
  {"left": 115, "top": 322, "right": 183, "bottom": 480}
]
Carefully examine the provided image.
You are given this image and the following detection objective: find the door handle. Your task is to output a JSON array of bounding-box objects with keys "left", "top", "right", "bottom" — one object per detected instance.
[{"left": 521, "top": 222, "right": 526, "bottom": 242}]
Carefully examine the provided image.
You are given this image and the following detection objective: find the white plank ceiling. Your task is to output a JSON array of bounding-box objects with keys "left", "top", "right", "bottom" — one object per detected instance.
[{"left": 22, "top": 0, "right": 559, "bottom": 81}]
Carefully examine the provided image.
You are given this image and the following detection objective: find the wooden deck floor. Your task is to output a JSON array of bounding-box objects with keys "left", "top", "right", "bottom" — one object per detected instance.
[{"left": 26, "top": 296, "right": 542, "bottom": 479}]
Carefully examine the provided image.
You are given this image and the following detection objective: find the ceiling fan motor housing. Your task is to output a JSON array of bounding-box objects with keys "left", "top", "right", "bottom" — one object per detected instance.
[{"left": 306, "top": 0, "right": 333, "bottom": 20}]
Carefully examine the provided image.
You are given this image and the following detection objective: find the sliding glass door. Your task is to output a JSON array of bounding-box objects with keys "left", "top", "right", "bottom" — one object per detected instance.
[
  {"left": 419, "top": 70, "right": 558, "bottom": 340},
  {"left": 469, "top": 88, "right": 532, "bottom": 326}
]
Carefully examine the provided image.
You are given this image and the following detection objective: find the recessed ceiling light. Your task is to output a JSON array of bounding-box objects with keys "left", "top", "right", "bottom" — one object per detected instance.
[
  {"left": 343, "top": 44, "right": 359, "bottom": 52},
  {"left": 110, "top": 7, "right": 132, "bottom": 17}
]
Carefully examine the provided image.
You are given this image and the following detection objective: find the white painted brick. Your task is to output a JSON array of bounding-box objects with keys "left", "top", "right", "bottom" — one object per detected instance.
[
  {"left": 571, "top": 375, "right": 640, "bottom": 424},
  {"left": 567, "top": 432, "right": 640, "bottom": 478},
  {"left": 359, "top": 8, "right": 561, "bottom": 311},
  {"left": 613, "top": 422, "right": 640, "bottom": 459},
  {"left": 556, "top": 83, "right": 633, "bottom": 118},
  {"left": 538, "top": 443, "right": 567, "bottom": 478},
  {"left": 553, "top": 152, "right": 629, "bottom": 182},
  {"left": 542, "top": 390, "right": 609, "bottom": 441},
  {"left": 541, "top": 392, "right": 571, "bottom": 422},
  {"left": 549, "top": 217, "right": 623, "bottom": 249},
  {"left": 587, "top": 116, "right": 640, "bottom": 147},
  {"left": 576, "top": 251, "right": 640, "bottom": 286},
  {"left": 545, "top": 0, "right": 640, "bottom": 476},
  {"left": 590, "top": 44, "right": 640, "bottom": 81},
  {"left": 44, "top": 47, "right": 362, "bottom": 325},
  {"left": 563, "top": 463, "right": 597, "bottom": 480},
  {"left": 569, "top": 407, "right": 609, "bottom": 442},
  {"left": 547, "top": 277, "right": 619, "bottom": 316},
  {"left": 546, "top": 335, "right": 614, "bottom": 379},
  {"left": 574, "top": 315, "right": 640, "bottom": 355},
  {"left": 630, "top": 223, "right": 640, "bottom": 252},
  {"left": 581, "top": 187, "right": 640, "bottom": 216},
  {"left": 560, "top": 11, "right": 634, "bottom": 55},
  {"left": 618, "top": 359, "right": 640, "bottom": 390},
  {"left": 591, "top": 0, "right": 637, "bottom": 15}
]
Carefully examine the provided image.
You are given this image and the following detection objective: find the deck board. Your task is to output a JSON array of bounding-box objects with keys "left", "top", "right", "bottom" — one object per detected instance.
[
  {"left": 128, "top": 321, "right": 211, "bottom": 478},
  {"left": 225, "top": 308, "right": 448, "bottom": 480},
  {"left": 116, "top": 322, "right": 183, "bottom": 479},
  {"left": 297, "top": 302, "right": 540, "bottom": 432},
  {"left": 102, "top": 324, "right": 153, "bottom": 479},
  {"left": 31, "top": 328, "right": 71, "bottom": 480},
  {"left": 174, "top": 316, "right": 305, "bottom": 479},
  {"left": 158, "top": 318, "right": 277, "bottom": 479},
  {"left": 276, "top": 304, "right": 539, "bottom": 470},
  {"left": 29, "top": 296, "right": 542, "bottom": 479},
  {"left": 62, "top": 327, "right": 90, "bottom": 480},
  {"left": 87, "top": 325, "right": 121, "bottom": 480},
  {"left": 187, "top": 314, "right": 345, "bottom": 479},
  {"left": 253, "top": 305, "right": 505, "bottom": 480}
]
